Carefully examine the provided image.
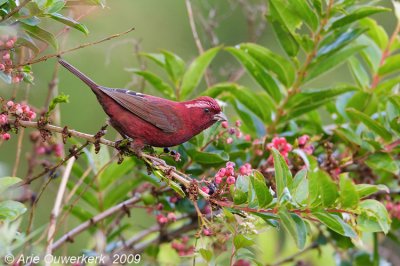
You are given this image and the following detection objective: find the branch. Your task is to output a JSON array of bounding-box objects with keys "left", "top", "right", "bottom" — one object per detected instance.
[
  {"left": 51, "top": 195, "right": 141, "bottom": 251},
  {"left": 13, "top": 27, "right": 135, "bottom": 68},
  {"left": 0, "top": 0, "right": 32, "bottom": 22},
  {"left": 45, "top": 157, "right": 75, "bottom": 264}
]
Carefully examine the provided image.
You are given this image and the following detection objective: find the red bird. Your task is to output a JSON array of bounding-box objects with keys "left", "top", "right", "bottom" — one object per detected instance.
[{"left": 58, "top": 58, "right": 227, "bottom": 151}]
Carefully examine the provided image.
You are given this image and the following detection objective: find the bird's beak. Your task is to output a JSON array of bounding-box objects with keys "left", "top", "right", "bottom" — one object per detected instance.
[{"left": 213, "top": 112, "right": 227, "bottom": 122}]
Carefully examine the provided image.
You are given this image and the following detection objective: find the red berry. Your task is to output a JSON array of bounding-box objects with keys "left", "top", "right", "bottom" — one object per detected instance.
[
  {"left": 167, "top": 212, "right": 176, "bottom": 222},
  {"left": 215, "top": 176, "right": 223, "bottom": 184},
  {"left": 2, "top": 133, "right": 10, "bottom": 140},
  {"left": 0, "top": 114, "right": 7, "bottom": 125},
  {"left": 221, "top": 121, "right": 229, "bottom": 128},
  {"left": 226, "top": 176, "right": 235, "bottom": 185},
  {"left": 0, "top": 64, "right": 5, "bottom": 71},
  {"left": 235, "top": 120, "right": 242, "bottom": 127},
  {"left": 201, "top": 186, "right": 210, "bottom": 194}
]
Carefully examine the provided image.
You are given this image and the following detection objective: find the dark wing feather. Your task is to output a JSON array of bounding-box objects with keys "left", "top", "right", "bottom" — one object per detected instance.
[{"left": 101, "top": 88, "right": 179, "bottom": 133}]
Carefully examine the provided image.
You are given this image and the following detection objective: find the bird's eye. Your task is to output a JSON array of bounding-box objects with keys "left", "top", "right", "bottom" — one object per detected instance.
[{"left": 204, "top": 108, "right": 210, "bottom": 113}]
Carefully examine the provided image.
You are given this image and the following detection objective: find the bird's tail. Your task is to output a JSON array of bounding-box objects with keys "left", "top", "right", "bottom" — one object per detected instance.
[{"left": 58, "top": 57, "right": 100, "bottom": 92}]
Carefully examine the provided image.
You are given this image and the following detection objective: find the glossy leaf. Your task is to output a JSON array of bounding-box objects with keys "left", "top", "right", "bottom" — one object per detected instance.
[
  {"left": 180, "top": 46, "right": 220, "bottom": 99},
  {"left": 233, "top": 235, "right": 254, "bottom": 250},
  {"left": 355, "top": 184, "right": 389, "bottom": 198},
  {"left": 49, "top": 13, "right": 89, "bottom": 35},
  {"left": 317, "top": 28, "right": 365, "bottom": 58},
  {"left": 339, "top": 174, "right": 359, "bottom": 209},
  {"left": 162, "top": 50, "right": 185, "bottom": 87},
  {"left": 365, "top": 153, "right": 399, "bottom": 175},
  {"left": 331, "top": 7, "right": 389, "bottom": 29},
  {"left": 291, "top": 0, "right": 319, "bottom": 31},
  {"left": 0, "top": 200, "right": 27, "bottom": 221},
  {"left": 226, "top": 47, "right": 282, "bottom": 102},
  {"left": 131, "top": 70, "right": 175, "bottom": 99},
  {"left": 278, "top": 209, "right": 307, "bottom": 249},
  {"left": 309, "top": 170, "right": 338, "bottom": 207},
  {"left": 313, "top": 211, "right": 357, "bottom": 238},
  {"left": 271, "top": 149, "right": 292, "bottom": 200},
  {"left": 378, "top": 54, "right": 400, "bottom": 76},
  {"left": 239, "top": 43, "right": 295, "bottom": 87},
  {"left": 22, "top": 24, "right": 58, "bottom": 49},
  {"left": 346, "top": 108, "right": 392, "bottom": 141},
  {"left": 357, "top": 199, "right": 391, "bottom": 234},
  {"left": 250, "top": 170, "right": 272, "bottom": 208},
  {"left": 0, "top": 177, "right": 21, "bottom": 194}
]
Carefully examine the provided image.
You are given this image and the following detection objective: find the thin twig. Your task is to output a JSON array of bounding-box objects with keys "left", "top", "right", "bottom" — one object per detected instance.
[
  {"left": 13, "top": 27, "right": 135, "bottom": 68},
  {"left": 0, "top": 0, "right": 32, "bottom": 22},
  {"left": 185, "top": 0, "right": 212, "bottom": 87},
  {"left": 51, "top": 195, "right": 141, "bottom": 251},
  {"left": 12, "top": 128, "right": 24, "bottom": 177},
  {"left": 45, "top": 157, "right": 75, "bottom": 265}
]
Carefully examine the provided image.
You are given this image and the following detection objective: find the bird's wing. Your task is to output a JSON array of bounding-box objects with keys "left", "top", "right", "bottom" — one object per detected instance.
[{"left": 100, "top": 88, "right": 179, "bottom": 133}]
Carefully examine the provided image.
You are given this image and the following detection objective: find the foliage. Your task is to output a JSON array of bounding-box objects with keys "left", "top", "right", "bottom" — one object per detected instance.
[{"left": 0, "top": 0, "right": 399, "bottom": 265}]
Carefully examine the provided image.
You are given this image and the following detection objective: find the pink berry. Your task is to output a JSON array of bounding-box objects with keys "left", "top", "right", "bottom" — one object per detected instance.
[
  {"left": 53, "top": 143, "right": 63, "bottom": 157},
  {"left": 239, "top": 166, "right": 248, "bottom": 175},
  {"left": 5, "top": 40, "right": 14, "bottom": 48},
  {"left": 225, "top": 166, "right": 235, "bottom": 176},
  {"left": 221, "top": 121, "right": 229, "bottom": 128},
  {"left": 228, "top": 128, "right": 235, "bottom": 135},
  {"left": 215, "top": 176, "right": 223, "bottom": 184},
  {"left": 298, "top": 135, "right": 310, "bottom": 146},
  {"left": 3, "top": 52, "right": 10, "bottom": 60},
  {"left": 226, "top": 137, "right": 233, "bottom": 144},
  {"left": 156, "top": 214, "right": 168, "bottom": 224},
  {"left": 0, "top": 64, "right": 4, "bottom": 71},
  {"left": 201, "top": 186, "right": 210, "bottom": 194},
  {"left": 2, "top": 133, "right": 10, "bottom": 140},
  {"left": 244, "top": 134, "right": 251, "bottom": 141},
  {"left": 203, "top": 228, "right": 212, "bottom": 236},
  {"left": 226, "top": 161, "right": 235, "bottom": 168},
  {"left": 6, "top": 100, "right": 13, "bottom": 107},
  {"left": 36, "top": 146, "right": 46, "bottom": 155},
  {"left": 167, "top": 212, "right": 177, "bottom": 222},
  {"left": 0, "top": 114, "right": 7, "bottom": 125},
  {"left": 235, "top": 120, "right": 242, "bottom": 127},
  {"left": 226, "top": 176, "right": 235, "bottom": 185},
  {"left": 182, "top": 236, "right": 189, "bottom": 244},
  {"left": 217, "top": 168, "right": 226, "bottom": 177},
  {"left": 169, "top": 196, "right": 178, "bottom": 203},
  {"left": 27, "top": 111, "right": 36, "bottom": 120}
]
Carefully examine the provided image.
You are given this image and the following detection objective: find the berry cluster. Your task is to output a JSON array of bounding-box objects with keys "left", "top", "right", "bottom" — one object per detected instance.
[
  {"left": 171, "top": 236, "right": 194, "bottom": 256},
  {"left": 156, "top": 212, "right": 177, "bottom": 224},
  {"left": 30, "top": 131, "right": 63, "bottom": 157},
  {"left": 386, "top": 201, "right": 400, "bottom": 220},
  {"left": 222, "top": 120, "right": 251, "bottom": 145},
  {"left": 267, "top": 136, "right": 293, "bottom": 161},
  {"left": 0, "top": 100, "right": 37, "bottom": 141},
  {"left": 0, "top": 35, "right": 25, "bottom": 83},
  {"left": 201, "top": 161, "right": 253, "bottom": 194}
]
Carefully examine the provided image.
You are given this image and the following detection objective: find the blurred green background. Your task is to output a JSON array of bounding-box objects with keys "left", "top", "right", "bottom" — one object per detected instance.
[{"left": 0, "top": 0, "right": 396, "bottom": 264}]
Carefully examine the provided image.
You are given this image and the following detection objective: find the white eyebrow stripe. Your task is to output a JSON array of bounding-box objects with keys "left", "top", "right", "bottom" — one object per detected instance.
[{"left": 185, "top": 101, "right": 210, "bottom": 108}]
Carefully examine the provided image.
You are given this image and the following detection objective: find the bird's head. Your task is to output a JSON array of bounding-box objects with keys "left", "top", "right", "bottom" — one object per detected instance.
[{"left": 183, "top": 96, "right": 227, "bottom": 130}]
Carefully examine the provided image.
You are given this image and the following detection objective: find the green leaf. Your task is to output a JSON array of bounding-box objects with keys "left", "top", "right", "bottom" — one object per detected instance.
[
  {"left": 46, "top": 0, "right": 65, "bottom": 13},
  {"left": 365, "top": 153, "right": 399, "bottom": 175},
  {"left": 141, "top": 52, "right": 166, "bottom": 67},
  {"left": 357, "top": 199, "right": 390, "bottom": 234},
  {"left": 0, "top": 177, "right": 21, "bottom": 194},
  {"left": 278, "top": 209, "right": 307, "bottom": 249},
  {"left": 239, "top": 43, "right": 295, "bottom": 87},
  {"left": 252, "top": 212, "right": 279, "bottom": 227},
  {"left": 180, "top": 46, "right": 220, "bottom": 99},
  {"left": 317, "top": 28, "right": 365, "bottom": 58},
  {"left": 359, "top": 18, "right": 388, "bottom": 50},
  {"left": 339, "top": 174, "right": 359, "bottom": 209},
  {"left": 90, "top": 144, "right": 110, "bottom": 175},
  {"left": 346, "top": 108, "right": 392, "bottom": 141},
  {"left": 309, "top": 170, "right": 338, "bottom": 207},
  {"left": 69, "top": 205, "right": 94, "bottom": 222},
  {"left": 269, "top": 19, "right": 299, "bottom": 57},
  {"left": 331, "top": 7, "right": 389, "bottom": 29},
  {"left": 99, "top": 157, "right": 135, "bottom": 189},
  {"left": 348, "top": 57, "right": 370, "bottom": 88},
  {"left": 226, "top": 47, "right": 282, "bottom": 102},
  {"left": 162, "top": 50, "right": 185, "bottom": 87},
  {"left": 378, "top": 54, "right": 400, "bottom": 76},
  {"left": 233, "top": 235, "right": 254, "bottom": 250},
  {"left": 355, "top": 184, "right": 389, "bottom": 198},
  {"left": 306, "top": 45, "right": 366, "bottom": 82},
  {"left": 313, "top": 211, "right": 357, "bottom": 238},
  {"left": 199, "top": 248, "right": 212, "bottom": 262},
  {"left": 286, "top": 86, "right": 357, "bottom": 119},
  {"left": 47, "top": 92, "right": 69, "bottom": 115},
  {"left": 250, "top": 170, "right": 272, "bottom": 208},
  {"left": 290, "top": 169, "right": 308, "bottom": 204},
  {"left": 0, "top": 200, "right": 27, "bottom": 221},
  {"left": 189, "top": 150, "right": 229, "bottom": 164},
  {"left": 49, "top": 13, "right": 89, "bottom": 35},
  {"left": 15, "top": 36, "right": 40, "bottom": 55},
  {"left": 271, "top": 148, "right": 292, "bottom": 200},
  {"left": 22, "top": 24, "right": 58, "bottom": 49},
  {"left": 131, "top": 70, "right": 175, "bottom": 99},
  {"left": 291, "top": 0, "right": 319, "bottom": 31}
]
